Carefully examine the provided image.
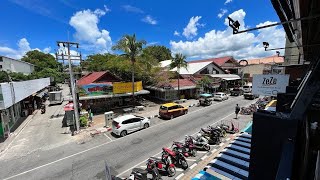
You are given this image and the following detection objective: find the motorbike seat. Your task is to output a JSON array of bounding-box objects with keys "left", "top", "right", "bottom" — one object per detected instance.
[
  {"left": 201, "top": 128, "right": 211, "bottom": 134},
  {"left": 163, "top": 147, "right": 176, "bottom": 156}
]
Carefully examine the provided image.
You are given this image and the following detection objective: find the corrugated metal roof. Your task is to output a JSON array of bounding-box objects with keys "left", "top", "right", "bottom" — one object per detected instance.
[
  {"left": 159, "top": 60, "right": 172, "bottom": 68},
  {"left": 189, "top": 56, "right": 233, "bottom": 66},
  {"left": 171, "top": 61, "right": 213, "bottom": 75}
]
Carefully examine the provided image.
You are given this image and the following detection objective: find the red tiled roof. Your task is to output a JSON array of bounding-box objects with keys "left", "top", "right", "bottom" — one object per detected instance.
[
  {"left": 189, "top": 56, "right": 233, "bottom": 66},
  {"left": 77, "top": 71, "right": 112, "bottom": 85},
  {"left": 168, "top": 79, "right": 196, "bottom": 88}
]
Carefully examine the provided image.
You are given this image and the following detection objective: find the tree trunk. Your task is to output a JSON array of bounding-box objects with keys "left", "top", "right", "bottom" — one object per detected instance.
[
  {"left": 177, "top": 67, "right": 180, "bottom": 100},
  {"left": 132, "top": 60, "right": 135, "bottom": 107}
]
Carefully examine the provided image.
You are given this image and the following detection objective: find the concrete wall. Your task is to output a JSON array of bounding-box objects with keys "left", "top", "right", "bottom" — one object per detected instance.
[
  {"left": 0, "top": 78, "right": 50, "bottom": 109},
  {"left": 242, "top": 64, "right": 267, "bottom": 77},
  {"left": 284, "top": 37, "right": 301, "bottom": 65},
  {"left": 0, "top": 56, "right": 35, "bottom": 75}
]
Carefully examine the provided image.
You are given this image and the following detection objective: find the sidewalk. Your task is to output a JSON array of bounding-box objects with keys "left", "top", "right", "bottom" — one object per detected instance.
[{"left": 179, "top": 114, "right": 253, "bottom": 180}]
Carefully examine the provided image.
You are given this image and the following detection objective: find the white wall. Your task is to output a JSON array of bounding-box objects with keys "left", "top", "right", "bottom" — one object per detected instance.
[
  {"left": 197, "top": 63, "right": 226, "bottom": 74},
  {"left": 0, "top": 56, "right": 34, "bottom": 75},
  {"left": 0, "top": 78, "right": 50, "bottom": 110}
]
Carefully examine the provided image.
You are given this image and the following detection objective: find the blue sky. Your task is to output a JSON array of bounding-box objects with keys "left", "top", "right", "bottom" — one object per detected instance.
[{"left": 0, "top": 0, "right": 285, "bottom": 60}]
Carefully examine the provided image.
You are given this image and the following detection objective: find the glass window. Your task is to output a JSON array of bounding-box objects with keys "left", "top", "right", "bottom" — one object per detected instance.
[
  {"left": 160, "top": 106, "right": 167, "bottom": 110},
  {"left": 0, "top": 65, "right": 2, "bottom": 69},
  {"left": 132, "top": 118, "right": 141, "bottom": 123},
  {"left": 0, "top": 57, "right": 3, "bottom": 62},
  {"left": 122, "top": 119, "right": 132, "bottom": 124}
]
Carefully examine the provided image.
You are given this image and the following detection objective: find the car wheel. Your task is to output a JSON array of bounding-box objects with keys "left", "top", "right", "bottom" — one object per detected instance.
[
  {"left": 170, "top": 115, "right": 174, "bottom": 119},
  {"left": 144, "top": 123, "right": 149, "bottom": 129},
  {"left": 120, "top": 130, "right": 127, "bottom": 137},
  {"left": 184, "top": 110, "right": 188, "bottom": 115}
]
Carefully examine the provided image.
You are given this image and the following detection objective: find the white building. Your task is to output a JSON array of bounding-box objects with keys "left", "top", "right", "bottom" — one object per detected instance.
[
  {"left": 0, "top": 78, "right": 50, "bottom": 138},
  {"left": 0, "top": 56, "right": 35, "bottom": 75}
]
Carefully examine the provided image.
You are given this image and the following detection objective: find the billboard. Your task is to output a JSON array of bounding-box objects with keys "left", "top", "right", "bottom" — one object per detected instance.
[
  {"left": 78, "top": 83, "right": 113, "bottom": 96},
  {"left": 113, "top": 81, "right": 143, "bottom": 94},
  {"left": 252, "top": 74, "right": 289, "bottom": 96}
]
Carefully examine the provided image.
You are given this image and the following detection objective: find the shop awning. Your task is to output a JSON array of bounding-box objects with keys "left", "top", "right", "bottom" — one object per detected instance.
[{"left": 209, "top": 74, "right": 241, "bottom": 81}]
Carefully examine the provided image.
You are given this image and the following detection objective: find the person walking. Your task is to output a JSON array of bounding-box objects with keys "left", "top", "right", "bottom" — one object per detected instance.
[{"left": 235, "top": 104, "right": 240, "bottom": 119}]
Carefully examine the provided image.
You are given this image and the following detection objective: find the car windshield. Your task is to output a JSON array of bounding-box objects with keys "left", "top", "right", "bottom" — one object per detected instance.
[
  {"left": 243, "top": 86, "right": 250, "bottom": 88},
  {"left": 215, "top": 93, "right": 222, "bottom": 96}
]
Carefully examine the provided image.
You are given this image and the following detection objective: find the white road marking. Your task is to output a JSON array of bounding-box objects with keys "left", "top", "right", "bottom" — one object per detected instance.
[
  {"left": 175, "top": 173, "right": 185, "bottom": 180},
  {"left": 103, "top": 133, "right": 113, "bottom": 142},
  {"left": 197, "top": 151, "right": 207, "bottom": 154},
  {"left": 140, "top": 166, "right": 147, "bottom": 168},
  {"left": 176, "top": 168, "right": 184, "bottom": 172},
  {"left": 219, "top": 143, "right": 225, "bottom": 147},
  {"left": 201, "top": 155, "right": 208, "bottom": 160},
  {"left": 4, "top": 96, "right": 252, "bottom": 180},
  {"left": 186, "top": 158, "right": 197, "bottom": 162},
  {"left": 190, "top": 163, "right": 197, "bottom": 169},
  {"left": 211, "top": 149, "right": 217, "bottom": 154}
]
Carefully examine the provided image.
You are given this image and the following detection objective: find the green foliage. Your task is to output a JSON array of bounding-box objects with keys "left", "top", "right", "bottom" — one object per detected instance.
[
  {"left": 142, "top": 45, "right": 172, "bottom": 62},
  {"left": 21, "top": 50, "right": 66, "bottom": 83},
  {"left": 0, "top": 71, "right": 11, "bottom": 83},
  {"left": 79, "top": 116, "right": 88, "bottom": 127},
  {"left": 197, "top": 76, "right": 213, "bottom": 88},
  {"left": 170, "top": 53, "right": 188, "bottom": 70}
]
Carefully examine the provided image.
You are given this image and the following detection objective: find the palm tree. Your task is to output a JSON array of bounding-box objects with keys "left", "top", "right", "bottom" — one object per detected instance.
[
  {"left": 112, "top": 34, "right": 146, "bottom": 106},
  {"left": 170, "top": 53, "right": 188, "bottom": 99}
]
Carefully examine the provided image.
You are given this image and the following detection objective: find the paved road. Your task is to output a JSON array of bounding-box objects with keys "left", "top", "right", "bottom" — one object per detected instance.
[{"left": 0, "top": 96, "right": 254, "bottom": 180}]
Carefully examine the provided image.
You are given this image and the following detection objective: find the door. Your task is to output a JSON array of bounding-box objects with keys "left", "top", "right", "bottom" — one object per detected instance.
[
  {"left": 178, "top": 105, "right": 185, "bottom": 115},
  {"left": 122, "top": 119, "right": 133, "bottom": 133},
  {"left": 130, "top": 118, "right": 142, "bottom": 131}
]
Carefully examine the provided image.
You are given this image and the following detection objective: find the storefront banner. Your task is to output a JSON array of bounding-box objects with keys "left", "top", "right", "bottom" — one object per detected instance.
[
  {"left": 113, "top": 81, "right": 143, "bottom": 94},
  {"left": 252, "top": 74, "right": 289, "bottom": 96},
  {"left": 79, "top": 84, "right": 113, "bottom": 96}
]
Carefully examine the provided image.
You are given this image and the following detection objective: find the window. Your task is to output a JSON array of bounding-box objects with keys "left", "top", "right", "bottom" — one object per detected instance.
[
  {"left": 132, "top": 118, "right": 141, "bottom": 123},
  {"left": 0, "top": 57, "right": 3, "bottom": 62},
  {"left": 0, "top": 65, "right": 2, "bottom": 69},
  {"left": 160, "top": 106, "right": 168, "bottom": 110},
  {"left": 122, "top": 119, "right": 132, "bottom": 124}
]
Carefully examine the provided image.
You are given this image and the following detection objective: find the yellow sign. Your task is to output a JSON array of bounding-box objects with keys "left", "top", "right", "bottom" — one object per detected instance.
[{"left": 113, "top": 81, "right": 143, "bottom": 94}]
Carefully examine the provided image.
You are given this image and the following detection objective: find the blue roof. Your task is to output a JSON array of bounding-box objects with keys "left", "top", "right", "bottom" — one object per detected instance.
[{"left": 199, "top": 93, "right": 212, "bottom": 97}]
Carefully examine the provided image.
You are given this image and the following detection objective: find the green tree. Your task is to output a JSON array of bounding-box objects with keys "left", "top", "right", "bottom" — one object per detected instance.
[
  {"left": 197, "top": 76, "right": 213, "bottom": 93},
  {"left": 0, "top": 71, "right": 12, "bottom": 83},
  {"left": 21, "top": 50, "right": 65, "bottom": 83},
  {"left": 142, "top": 45, "right": 172, "bottom": 62},
  {"left": 170, "top": 53, "right": 188, "bottom": 99},
  {"left": 112, "top": 34, "right": 146, "bottom": 105}
]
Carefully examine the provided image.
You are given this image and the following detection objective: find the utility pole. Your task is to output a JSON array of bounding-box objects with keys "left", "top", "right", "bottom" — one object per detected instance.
[{"left": 56, "top": 41, "right": 81, "bottom": 133}]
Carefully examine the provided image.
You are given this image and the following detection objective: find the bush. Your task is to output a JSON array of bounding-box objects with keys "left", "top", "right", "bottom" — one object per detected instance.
[{"left": 79, "top": 116, "right": 88, "bottom": 127}]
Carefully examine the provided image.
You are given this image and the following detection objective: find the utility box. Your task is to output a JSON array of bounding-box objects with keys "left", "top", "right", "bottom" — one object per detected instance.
[
  {"left": 49, "top": 91, "right": 63, "bottom": 105},
  {"left": 104, "top": 111, "right": 114, "bottom": 127}
]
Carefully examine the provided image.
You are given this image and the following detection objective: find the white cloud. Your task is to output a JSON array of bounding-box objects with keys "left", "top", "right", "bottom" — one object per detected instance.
[
  {"left": 170, "top": 9, "right": 285, "bottom": 60},
  {"left": 174, "top": 30, "right": 180, "bottom": 36},
  {"left": 69, "top": 8, "right": 112, "bottom": 53},
  {"left": 142, "top": 15, "right": 157, "bottom": 25},
  {"left": 43, "top": 47, "right": 51, "bottom": 53},
  {"left": 225, "top": 0, "right": 233, "bottom": 5},
  {"left": 122, "top": 5, "right": 144, "bottom": 13},
  {"left": 183, "top": 16, "right": 203, "bottom": 39},
  {"left": 0, "top": 38, "right": 52, "bottom": 59},
  {"left": 104, "top": 5, "right": 110, "bottom": 12},
  {"left": 218, "top": 9, "right": 228, "bottom": 18}
]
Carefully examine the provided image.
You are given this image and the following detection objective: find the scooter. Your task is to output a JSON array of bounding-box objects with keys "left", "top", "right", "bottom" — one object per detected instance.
[
  {"left": 146, "top": 156, "right": 176, "bottom": 177},
  {"left": 162, "top": 148, "right": 188, "bottom": 170},
  {"left": 185, "top": 135, "right": 211, "bottom": 151},
  {"left": 41, "top": 104, "right": 46, "bottom": 114},
  {"left": 127, "top": 167, "right": 162, "bottom": 180},
  {"left": 220, "top": 122, "right": 239, "bottom": 134},
  {"left": 172, "top": 141, "right": 197, "bottom": 157},
  {"left": 200, "top": 129, "right": 221, "bottom": 145}
]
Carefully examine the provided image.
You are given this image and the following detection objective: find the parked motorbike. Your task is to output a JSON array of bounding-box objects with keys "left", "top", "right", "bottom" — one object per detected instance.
[
  {"left": 200, "top": 128, "right": 221, "bottom": 145},
  {"left": 220, "top": 122, "right": 239, "bottom": 134},
  {"left": 172, "top": 141, "right": 197, "bottom": 157},
  {"left": 162, "top": 147, "right": 188, "bottom": 170},
  {"left": 185, "top": 135, "right": 211, "bottom": 151},
  {"left": 41, "top": 104, "right": 46, "bottom": 114},
  {"left": 127, "top": 167, "right": 162, "bottom": 180},
  {"left": 146, "top": 156, "right": 176, "bottom": 177}
]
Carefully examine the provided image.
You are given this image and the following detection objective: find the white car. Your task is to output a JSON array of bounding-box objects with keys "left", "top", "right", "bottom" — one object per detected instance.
[
  {"left": 112, "top": 115, "right": 150, "bottom": 137},
  {"left": 214, "top": 92, "right": 229, "bottom": 101}
]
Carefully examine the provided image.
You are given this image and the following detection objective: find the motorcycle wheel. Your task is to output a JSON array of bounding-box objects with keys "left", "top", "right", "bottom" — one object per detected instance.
[
  {"left": 191, "top": 149, "right": 197, "bottom": 157},
  {"left": 181, "top": 159, "right": 188, "bottom": 170},
  {"left": 204, "top": 144, "right": 210, "bottom": 151},
  {"left": 167, "top": 166, "right": 176, "bottom": 177}
]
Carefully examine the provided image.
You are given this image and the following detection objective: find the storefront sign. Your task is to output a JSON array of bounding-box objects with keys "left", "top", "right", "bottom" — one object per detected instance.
[
  {"left": 78, "top": 83, "right": 113, "bottom": 96},
  {"left": 113, "top": 81, "right": 143, "bottom": 94},
  {"left": 252, "top": 74, "right": 289, "bottom": 96}
]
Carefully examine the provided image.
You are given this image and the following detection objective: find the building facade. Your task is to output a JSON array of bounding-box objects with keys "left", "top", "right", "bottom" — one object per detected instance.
[
  {"left": 0, "top": 78, "right": 50, "bottom": 138},
  {"left": 0, "top": 56, "right": 35, "bottom": 75}
]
